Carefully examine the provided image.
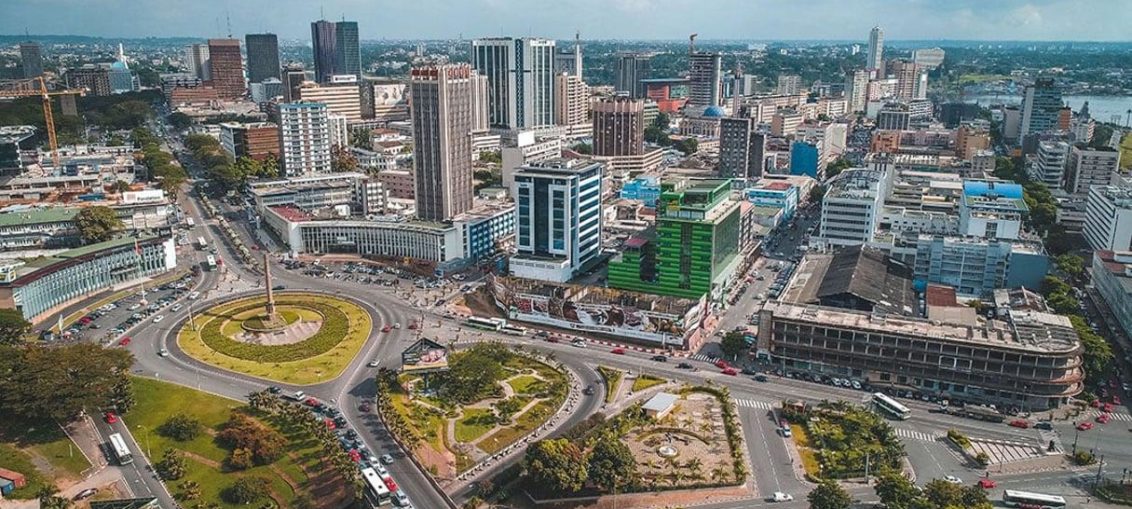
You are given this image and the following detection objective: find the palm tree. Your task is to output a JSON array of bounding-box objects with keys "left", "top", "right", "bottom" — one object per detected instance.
[{"left": 686, "top": 457, "right": 704, "bottom": 479}]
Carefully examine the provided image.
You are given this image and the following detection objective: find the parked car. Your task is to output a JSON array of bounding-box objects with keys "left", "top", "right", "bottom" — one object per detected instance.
[
  {"left": 944, "top": 476, "right": 963, "bottom": 484},
  {"left": 1034, "top": 421, "right": 1053, "bottom": 430},
  {"left": 73, "top": 488, "right": 99, "bottom": 501},
  {"left": 721, "top": 367, "right": 737, "bottom": 376},
  {"left": 1097, "top": 413, "right": 1112, "bottom": 424},
  {"left": 118, "top": 336, "right": 131, "bottom": 346}
]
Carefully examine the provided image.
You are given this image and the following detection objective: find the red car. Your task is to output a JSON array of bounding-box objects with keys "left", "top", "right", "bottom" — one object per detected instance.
[
  {"left": 118, "top": 336, "right": 131, "bottom": 346},
  {"left": 383, "top": 478, "right": 398, "bottom": 492},
  {"left": 348, "top": 450, "right": 361, "bottom": 463},
  {"left": 721, "top": 367, "right": 738, "bottom": 376},
  {"left": 1008, "top": 419, "right": 1030, "bottom": 429},
  {"left": 1077, "top": 421, "right": 1094, "bottom": 431},
  {"left": 304, "top": 397, "right": 320, "bottom": 407},
  {"left": 104, "top": 412, "right": 118, "bottom": 424},
  {"left": 1096, "top": 413, "right": 1111, "bottom": 424},
  {"left": 381, "top": 325, "right": 392, "bottom": 333},
  {"left": 611, "top": 348, "right": 625, "bottom": 355},
  {"left": 1091, "top": 399, "right": 1103, "bottom": 408},
  {"left": 1104, "top": 402, "right": 1116, "bottom": 413},
  {"left": 1113, "top": 396, "right": 1122, "bottom": 406},
  {"left": 977, "top": 478, "right": 997, "bottom": 489},
  {"left": 714, "top": 359, "right": 730, "bottom": 369}
]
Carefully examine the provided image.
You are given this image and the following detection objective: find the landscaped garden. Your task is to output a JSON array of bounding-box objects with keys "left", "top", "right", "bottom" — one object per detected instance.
[
  {"left": 780, "top": 400, "right": 905, "bottom": 480},
  {"left": 128, "top": 377, "right": 353, "bottom": 508},
  {"left": 177, "top": 292, "right": 371, "bottom": 384},
  {"left": 374, "top": 342, "right": 568, "bottom": 480}
]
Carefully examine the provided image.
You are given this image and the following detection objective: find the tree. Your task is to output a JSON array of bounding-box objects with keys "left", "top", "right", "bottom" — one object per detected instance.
[
  {"left": 168, "top": 112, "right": 192, "bottom": 130},
  {"left": 807, "top": 479, "right": 852, "bottom": 509},
  {"left": 921, "top": 479, "right": 991, "bottom": 509},
  {"left": 110, "top": 180, "right": 132, "bottom": 193},
  {"left": 73, "top": 206, "right": 124, "bottom": 243},
  {"left": 0, "top": 343, "right": 133, "bottom": 422},
  {"left": 37, "top": 487, "right": 71, "bottom": 509},
  {"left": 155, "top": 448, "right": 187, "bottom": 480},
  {"left": 826, "top": 158, "right": 853, "bottom": 179},
  {"left": 229, "top": 447, "right": 255, "bottom": 470},
  {"left": 217, "top": 412, "right": 287, "bottom": 465},
  {"left": 223, "top": 476, "right": 271, "bottom": 504},
  {"left": 874, "top": 471, "right": 920, "bottom": 509},
  {"left": 159, "top": 413, "right": 203, "bottom": 441},
  {"left": 436, "top": 343, "right": 507, "bottom": 404},
  {"left": 675, "top": 138, "right": 698, "bottom": 155},
  {"left": 588, "top": 433, "right": 638, "bottom": 492},
  {"left": 720, "top": 331, "right": 749, "bottom": 361},
  {"left": 809, "top": 185, "right": 826, "bottom": 204},
  {"left": 652, "top": 112, "right": 671, "bottom": 130},
  {"left": 331, "top": 145, "right": 359, "bottom": 173},
  {"left": 177, "top": 480, "right": 202, "bottom": 501},
  {"left": 522, "top": 438, "right": 588, "bottom": 494},
  {"left": 0, "top": 309, "right": 31, "bottom": 345},
  {"left": 1054, "top": 254, "right": 1085, "bottom": 280},
  {"left": 570, "top": 142, "right": 593, "bottom": 155},
  {"left": 478, "top": 150, "right": 502, "bottom": 164}
]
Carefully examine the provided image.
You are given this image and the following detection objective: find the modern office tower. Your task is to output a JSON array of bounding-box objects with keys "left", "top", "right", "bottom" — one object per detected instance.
[
  {"left": 867, "top": 26, "right": 884, "bottom": 77},
  {"left": 651, "top": 179, "right": 741, "bottom": 299},
  {"left": 245, "top": 33, "right": 281, "bottom": 84},
  {"left": 511, "top": 158, "right": 603, "bottom": 282},
  {"left": 687, "top": 51, "right": 722, "bottom": 109},
  {"left": 185, "top": 43, "right": 211, "bottom": 81},
  {"left": 554, "top": 73, "right": 590, "bottom": 133},
  {"left": 914, "top": 71, "right": 929, "bottom": 100},
  {"left": 790, "top": 140, "right": 822, "bottom": 179},
  {"left": 888, "top": 59, "right": 919, "bottom": 101},
  {"left": 845, "top": 69, "right": 869, "bottom": 113},
  {"left": 1021, "top": 78, "right": 1063, "bottom": 137},
  {"left": 470, "top": 72, "right": 490, "bottom": 132},
  {"left": 410, "top": 64, "right": 477, "bottom": 222},
  {"left": 207, "top": 39, "right": 245, "bottom": 98},
  {"left": 819, "top": 167, "right": 889, "bottom": 246},
  {"left": 1085, "top": 186, "right": 1132, "bottom": 252},
  {"left": 555, "top": 32, "right": 583, "bottom": 79},
  {"left": 282, "top": 65, "right": 307, "bottom": 102},
  {"left": 876, "top": 104, "right": 911, "bottom": 130},
  {"left": 615, "top": 53, "right": 651, "bottom": 99},
  {"left": 1066, "top": 145, "right": 1121, "bottom": 195},
  {"left": 1031, "top": 141, "right": 1070, "bottom": 188},
  {"left": 718, "top": 117, "right": 764, "bottom": 179},
  {"left": 471, "top": 37, "right": 557, "bottom": 129},
  {"left": 311, "top": 20, "right": 338, "bottom": 83},
  {"left": 776, "top": 74, "right": 802, "bottom": 95},
  {"left": 335, "top": 21, "right": 361, "bottom": 79},
  {"left": 278, "top": 102, "right": 332, "bottom": 176},
  {"left": 912, "top": 47, "right": 946, "bottom": 70},
  {"left": 297, "top": 76, "right": 363, "bottom": 122},
  {"left": 592, "top": 96, "right": 643, "bottom": 157},
  {"left": 19, "top": 42, "right": 43, "bottom": 78}
]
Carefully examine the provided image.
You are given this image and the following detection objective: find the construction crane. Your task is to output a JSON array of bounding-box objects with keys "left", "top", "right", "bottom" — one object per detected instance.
[{"left": 0, "top": 77, "right": 86, "bottom": 168}]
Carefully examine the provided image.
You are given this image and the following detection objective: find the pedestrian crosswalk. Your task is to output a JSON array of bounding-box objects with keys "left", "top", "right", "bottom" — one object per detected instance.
[
  {"left": 1087, "top": 410, "right": 1132, "bottom": 422},
  {"left": 732, "top": 398, "right": 775, "bottom": 410},
  {"left": 893, "top": 428, "right": 941, "bottom": 442},
  {"left": 690, "top": 353, "right": 720, "bottom": 363}
]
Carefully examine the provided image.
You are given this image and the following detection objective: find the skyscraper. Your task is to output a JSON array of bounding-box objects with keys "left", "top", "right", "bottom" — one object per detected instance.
[
  {"left": 592, "top": 96, "right": 644, "bottom": 157},
  {"left": 207, "top": 39, "right": 245, "bottom": 98},
  {"left": 554, "top": 33, "right": 583, "bottom": 79},
  {"left": 471, "top": 37, "right": 557, "bottom": 129},
  {"left": 889, "top": 59, "right": 919, "bottom": 101},
  {"left": 19, "top": 42, "right": 43, "bottom": 79},
  {"left": 845, "top": 69, "right": 869, "bottom": 113},
  {"left": 282, "top": 65, "right": 307, "bottom": 102},
  {"left": 335, "top": 21, "right": 361, "bottom": 79},
  {"left": 867, "top": 26, "right": 885, "bottom": 77},
  {"left": 615, "top": 53, "right": 651, "bottom": 99},
  {"left": 555, "top": 73, "right": 590, "bottom": 134},
  {"left": 185, "top": 43, "right": 210, "bottom": 81},
  {"left": 718, "top": 117, "right": 765, "bottom": 179},
  {"left": 1021, "top": 78, "right": 1063, "bottom": 137},
  {"left": 410, "top": 64, "right": 477, "bottom": 222},
  {"left": 776, "top": 74, "right": 802, "bottom": 95},
  {"left": 278, "top": 102, "right": 332, "bottom": 176},
  {"left": 245, "top": 33, "right": 281, "bottom": 84},
  {"left": 310, "top": 20, "right": 337, "bottom": 84},
  {"left": 687, "top": 51, "right": 722, "bottom": 110}
]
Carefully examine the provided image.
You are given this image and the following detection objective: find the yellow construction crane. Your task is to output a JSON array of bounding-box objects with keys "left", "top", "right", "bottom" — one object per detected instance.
[{"left": 0, "top": 77, "right": 86, "bottom": 167}]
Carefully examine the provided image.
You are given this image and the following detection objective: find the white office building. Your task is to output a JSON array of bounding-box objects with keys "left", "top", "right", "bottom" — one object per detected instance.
[
  {"left": 1085, "top": 185, "right": 1132, "bottom": 252},
  {"left": 511, "top": 158, "right": 603, "bottom": 282},
  {"left": 819, "top": 167, "right": 890, "bottom": 247},
  {"left": 1067, "top": 145, "right": 1121, "bottom": 196},
  {"left": 278, "top": 102, "right": 332, "bottom": 176},
  {"left": 1031, "top": 141, "right": 1069, "bottom": 188},
  {"left": 471, "top": 37, "right": 557, "bottom": 130}
]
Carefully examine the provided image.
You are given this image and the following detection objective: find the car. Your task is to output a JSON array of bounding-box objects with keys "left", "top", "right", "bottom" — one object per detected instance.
[
  {"left": 1114, "top": 395, "right": 1123, "bottom": 405},
  {"left": 380, "top": 454, "right": 395, "bottom": 465},
  {"left": 583, "top": 386, "right": 595, "bottom": 396},
  {"left": 159, "top": 348, "right": 169, "bottom": 357},
  {"left": 304, "top": 397, "right": 320, "bottom": 407},
  {"left": 359, "top": 403, "right": 371, "bottom": 412},
  {"left": 754, "top": 374, "right": 769, "bottom": 382},
  {"left": 651, "top": 355, "right": 668, "bottom": 362},
  {"left": 73, "top": 488, "right": 99, "bottom": 501},
  {"left": 714, "top": 359, "right": 730, "bottom": 369},
  {"left": 721, "top": 367, "right": 737, "bottom": 376},
  {"left": 393, "top": 322, "right": 401, "bottom": 329},
  {"left": 382, "top": 325, "right": 392, "bottom": 332},
  {"left": 392, "top": 491, "right": 411, "bottom": 507},
  {"left": 152, "top": 315, "right": 165, "bottom": 323},
  {"left": 1097, "top": 413, "right": 1112, "bottom": 424},
  {"left": 104, "top": 412, "right": 118, "bottom": 424},
  {"left": 779, "top": 426, "right": 792, "bottom": 437},
  {"left": 367, "top": 359, "right": 380, "bottom": 367},
  {"left": 272, "top": 285, "right": 285, "bottom": 291},
  {"left": 571, "top": 340, "right": 587, "bottom": 348},
  {"left": 611, "top": 348, "right": 626, "bottom": 355},
  {"left": 267, "top": 386, "right": 281, "bottom": 394},
  {"left": 770, "top": 492, "right": 794, "bottom": 502},
  {"left": 1077, "top": 421, "right": 1094, "bottom": 431},
  {"left": 171, "top": 304, "right": 183, "bottom": 312},
  {"left": 977, "top": 478, "right": 997, "bottom": 489},
  {"left": 677, "top": 362, "right": 693, "bottom": 369},
  {"left": 118, "top": 336, "right": 131, "bottom": 346},
  {"left": 944, "top": 475, "right": 963, "bottom": 484},
  {"left": 1008, "top": 419, "right": 1030, "bottom": 429},
  {"left": 189, "top": 291, "right": 200, "bottom": 300},
  {"left": 1034, "top": 421, "right": 1053, "bottom": 430}
]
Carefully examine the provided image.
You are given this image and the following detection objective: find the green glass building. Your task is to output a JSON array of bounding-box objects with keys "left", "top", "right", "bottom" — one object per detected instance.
[{"left": 609, "top": 178, "right": 741, "bottom": 300}]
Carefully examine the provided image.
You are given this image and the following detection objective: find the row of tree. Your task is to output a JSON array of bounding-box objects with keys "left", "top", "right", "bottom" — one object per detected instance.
[
  {"left": 183, "top": 133, "right": 279, "bottom": 192},
  {"left": 522, "top": 431, "right": 637, "bottom": 495},
  {"left": 134, "top": 128, "right": 188, "bottom": 197},
  {"left": 0, "top": 343, "right": 135, "bottom": 422},
  {"left": 644, "top": 112, "right": 699, "bottom": 155},
  {"left": 806, "top": 472, "right": 993, "bottom": 509}
]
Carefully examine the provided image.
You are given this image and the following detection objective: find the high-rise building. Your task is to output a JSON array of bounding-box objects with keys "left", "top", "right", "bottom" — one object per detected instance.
[
  {"left": 592, "top": 96, "right": 643, "bottom": 157},
  {"left": 776, "top": 74, "right": 802, "bottom": 95},
  {"left": 66, "top": 66, "right": 112, "bottom": 96},
  {"left": 1085, "top": 186, "right": 1132, "bottom": 252},
  {"left": 615, "top": 53, "right": 651, "bottom": 99},
  {"left": 554, "top": 73, "right": 590, "bottom": 135},
  {"left": 410, "top": 64, "right": 477, "bottom": 222},
  {"left": 245, "top": 33, "right": 281, "bottom": 84},
  {"left": 718, "top": 117, "right": 764, "bottom": 179},
  {"left": 912, "top": 47, "right": 946, "bottom": 70},
  {"left": 471, "top": 37, "right": 557, "bottom": 129},
  {"left": 876, "top": 104, "right": 911, "bottom": 130},
  {"left": 311, "top": 20, "right": 337, "bottom": 84},
  {"left": 554, "top": 33, "right": 583, "bottom": 79},
  {"left": 687, "top": 51, "right": 722, "bottom": 109},
  {"left": 819, "top": 167, "right": 889, "bottom": 246},
  {"left": 845, "top": 69, "right": 869, "bottom": 113},
  {"left": 297, "top": 76, "right": 363, "bottom": 122},
  {"left": 1031, "top": 141, "right": 1069, "bottom": 188},
  {"left": 511, "top": 158, "right": 604, "bottom": 282},
  {"left": 889, "top": 59, "right": 919, "bottom": 101},
  {"left": 955, "top": 123, "right": 991, "bottom": 160},
  {"left": 207, "top": 39, "right": 245, "bottom": 99},
  {"left": 335, "top": 21, "right": 361, "bottom": 79},
  {"left": 1021, "top": 78, "right": 1063, "bottom": 137},
  {"left": 220, "top": 122, "right": 280, "bottom": 161},
  {"left": 278, "top": 102, "right": 332, "bottom": 176},
  {"left": 185, "top": 43, "right": 210, "bottom": 81},
  {"left": 867, "top": 26, "right": 885, "bottom": 77},
  {"left": 1066, "top": 145, "right": 1121, "bottom": 195},
  {"left": 19, "top": 42, "right": 43, "bottom": 79},
  {"left": 282, "top": 65, "right": 307, "bottom": 102},
  {"left": 470, "top": 73, "right": 490, "bottom": 132}
]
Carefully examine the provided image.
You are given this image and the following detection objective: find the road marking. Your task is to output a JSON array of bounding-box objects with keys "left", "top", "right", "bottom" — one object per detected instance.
[
  {"left": 893, "top": 427, "right": 941, "bottom": 442},
  {"left": 733, "top": 398, "right": 774, "bottom": 410},
  {"left": 690, "top": 353, "right": 719, "bottom": 363}
]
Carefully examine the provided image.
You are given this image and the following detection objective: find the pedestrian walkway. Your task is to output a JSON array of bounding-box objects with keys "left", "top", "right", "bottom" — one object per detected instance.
[
  {"left": 968, "top": 438, "right": 1045, "bottom": 465},
  {"left": 733, "top": 398, "right": 774, "bottom": 410},
  {"left": 1085, "top": 409, "right": 1132, "bottom": 422},
  {"left": 893, "top": 427, "right": 941, "bottom": 442},
  {"left": 690, "top": 353, "right": 720, "bottom": 364}
]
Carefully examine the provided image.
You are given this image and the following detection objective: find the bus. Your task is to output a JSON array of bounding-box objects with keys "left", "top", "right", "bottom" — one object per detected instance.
[
  {"left": 872, "top": 392, "right": 911, "bottom": 420},
  {"left": 205, "top": 255, "right": 217, "bottom": 270},
  {"left": 501, "top": 324, "right": 527, "bottom": 336},
  {"left": 360, "top": 467, "right": 390, "bottom": 502},
  {"left": 196, "top": 237, "right": 208, "bottom": 250},
  {"left": 466, "top": 316, "right": 505, "bottom": 331},
  {"left": 1002, "top": 490, "right": 1067, "bottom": 508},
  {"left": 185, "top": 217, "right": 195, "bottom": 229},
  {"left": 108, "top": 433, "right": 133, "bottom": 465}
]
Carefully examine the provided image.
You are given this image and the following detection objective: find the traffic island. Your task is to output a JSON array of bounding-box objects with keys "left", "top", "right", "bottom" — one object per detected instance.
[
  {"left": 780, "top": 400, "right": 907, "bottom": 482},
  {"left": 176, "top": 293, "right": 370, "bottom": 385}
]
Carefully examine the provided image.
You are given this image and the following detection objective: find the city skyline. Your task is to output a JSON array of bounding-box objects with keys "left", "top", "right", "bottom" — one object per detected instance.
[{"left": 2, "top": 0, "right": 1131, "bottom": 42}]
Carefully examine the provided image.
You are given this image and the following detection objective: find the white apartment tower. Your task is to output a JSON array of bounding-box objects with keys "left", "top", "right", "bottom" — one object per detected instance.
[
  {"left": 278, "top": 102, "right": 333, "bottom": 176},
  {"left": 867, "top": 27, "right": 885, "bottom": 77},
  {"left": 1085, "top": 185, "right": 1132, "bottom": 252},
  {"left": 471, "top": 37, "right": 557, "bottom": 130}
]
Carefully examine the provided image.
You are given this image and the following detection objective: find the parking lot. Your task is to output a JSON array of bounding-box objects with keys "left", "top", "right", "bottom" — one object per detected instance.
[{"left": 53, "top": 272, "right": 199, "bottom": 345}]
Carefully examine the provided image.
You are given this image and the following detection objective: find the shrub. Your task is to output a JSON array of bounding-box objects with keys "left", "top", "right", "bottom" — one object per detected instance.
[
  {"left": 223, "top": 476, "right": 271, "bottom": 504},
  {"left": 158, "top": 413, "right": 203, "bottom": 441},
  {"left": 947, "top": 429, "right": 971, "bottom": 449},
  {"left": 1074, "top": 450, "right": 1097, "bottom": 465},
  {"left": 975, "top": 451, "right": 990, "bottom": 466},
  {"left": 217, "top": 412, "right": 287, "bottom": 466}
]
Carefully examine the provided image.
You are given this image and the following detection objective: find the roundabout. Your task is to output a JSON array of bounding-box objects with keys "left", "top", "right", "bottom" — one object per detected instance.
[{"left": 176, "top": 292, "right": 373, "bottom": 385}]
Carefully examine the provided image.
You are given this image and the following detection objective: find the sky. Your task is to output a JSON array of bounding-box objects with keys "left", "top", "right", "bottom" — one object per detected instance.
[{"left": 2, "top": 0, "right": 1130, "bottom": 42}]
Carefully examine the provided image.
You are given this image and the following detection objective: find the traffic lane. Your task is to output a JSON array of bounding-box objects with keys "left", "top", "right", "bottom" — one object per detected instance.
[
  {"left": 902, "top": 439, "right": 962, "bottom": 487},
  {"left": 737, "top": 402, "right": 804, "bottom": 498},
  {"left": 94, "top": 414, "right": 177, "bottom": 508}
]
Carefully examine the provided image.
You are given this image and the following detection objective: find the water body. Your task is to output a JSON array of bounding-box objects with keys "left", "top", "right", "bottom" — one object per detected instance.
[{"left": 964, "top": 94, "right": 1132, "bottom": 126}]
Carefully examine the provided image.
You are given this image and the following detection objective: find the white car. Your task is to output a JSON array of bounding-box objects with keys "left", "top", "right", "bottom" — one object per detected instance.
[
  {"left": 152, "top": 315, "right": 165, "bottom": 323},
  {"left": 380, "top": 454, "right": 395, "bottom": 465},
  {"left": 571, "top": 339, "right": 587, "bottom": 348},
  {"left": 771, "top": 492, "right": 794, "bottom": 502},
  {"left": 171, "top": 304, "right": 183, "bottom": 312},
  {"left": 944, "top": 475, "right": 962, "bottom": 484},
  {"left": 189, "top": 291, "right": 200, "bottom": 300},
  {"left": 159, "top": 348, "right": 170, "bottom": 357}
]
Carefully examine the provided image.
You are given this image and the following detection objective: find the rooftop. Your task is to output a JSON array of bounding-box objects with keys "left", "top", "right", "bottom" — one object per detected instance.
[
  {"left": 785, "top": 245, "right": 917, "bottom": 316},
  {"left": 0, "top": 206, "right": 78, "bottom": 227}
]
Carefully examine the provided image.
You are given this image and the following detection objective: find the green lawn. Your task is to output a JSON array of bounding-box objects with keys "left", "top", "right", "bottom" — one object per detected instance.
[
  {"left": 507, "top": 375, "right": 541, "bottom": 395},
  {"left": 479, "top": 397, "right": 561, "bottom": 456},
  {"left": 1121, "top": 133, "right": 1132, "bottom": 171},
  {"left": 596, "top": 366, "right": 623, "bottom": 404},
  {"left": 0, "top": 418, "right": 92, "bottom": 499},
  {"left": 0, "top": 443, "right": 51, "bottom": 499},
  {"left": 631, "top": 374, "right": 667, "bottom": 392},
  {"left": 455, "top": 408, "right": 496, "bottom": 443},
  {"left": 127, "top": 377, "right": 322, "bottom": 508}
]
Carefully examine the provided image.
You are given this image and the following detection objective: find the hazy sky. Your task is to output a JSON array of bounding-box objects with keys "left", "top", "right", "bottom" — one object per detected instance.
[{"left": 2, "top": 0, "right": 1129, "bottom": 41}]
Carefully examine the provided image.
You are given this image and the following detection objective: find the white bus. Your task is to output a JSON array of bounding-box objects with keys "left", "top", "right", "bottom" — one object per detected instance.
[
  {"left": 1002, "top": 490, "right": 1067, "bottom": 508},
  {"left": 501, "top": 324, "right": 527, "bottom": 336},
  {"left": 466, "top": 316, "right": 505, "bottom": 331},
  {"left": 361, "top": 467, "right": 390, "bottom": 502},
  {"left": 205, "top": 255, "right": 217, "bottom": 270},
  {"left": 196, "top": 237, "right": 208, "bottom": 250},
  {"left": 185, "top": 217, "right": 195, "bottom": 228},
  {"left": 872, "top": 392, "right": 911, "bottom": 420},
  {"left": 108, "top": 433, "right": 133, "bottom": 465}
]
